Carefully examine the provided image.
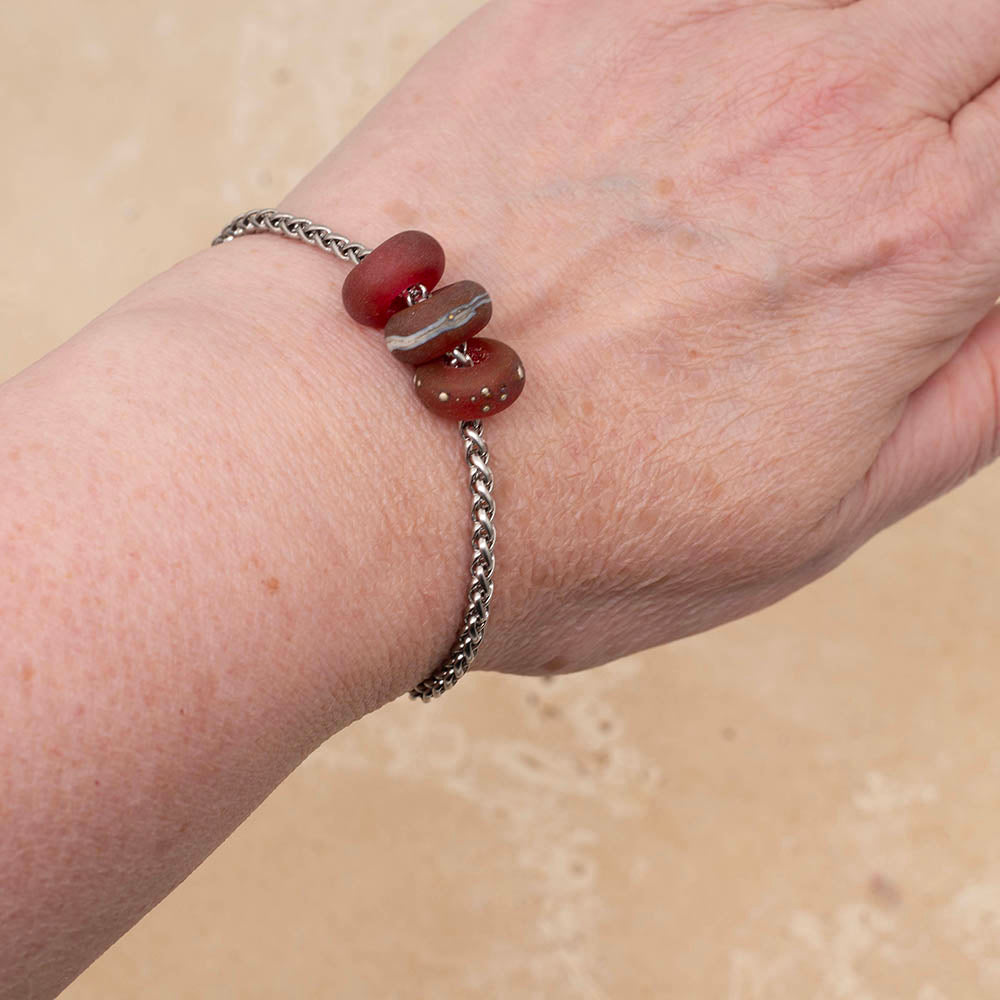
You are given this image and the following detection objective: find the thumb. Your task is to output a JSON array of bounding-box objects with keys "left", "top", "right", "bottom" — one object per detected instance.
[{"left": 845, "top": 302, "right": 1000, "bottom": 535}]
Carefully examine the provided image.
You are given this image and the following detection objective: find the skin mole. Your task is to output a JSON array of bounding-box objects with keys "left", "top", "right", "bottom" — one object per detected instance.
[{"left": 541, "top": 654, "right": 569, "bottom": 674}]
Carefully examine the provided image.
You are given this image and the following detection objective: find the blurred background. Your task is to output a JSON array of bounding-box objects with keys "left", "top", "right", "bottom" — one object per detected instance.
[{"left": 3, "top": 2, "right": 1000, "bottom": 997}]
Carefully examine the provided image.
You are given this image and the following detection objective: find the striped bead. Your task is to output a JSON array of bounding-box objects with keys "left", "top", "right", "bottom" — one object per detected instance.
[{"left": 383, "top": 280, "right": 492, "bottom": 365}]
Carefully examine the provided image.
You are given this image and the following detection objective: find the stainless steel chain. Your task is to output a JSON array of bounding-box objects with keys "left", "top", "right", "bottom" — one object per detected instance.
[
  {"left": 213, "top": 209, "right": 495, "bottom": 701},
  {"left": 213, "top": 209, "right": 373, "bottom": 264}
]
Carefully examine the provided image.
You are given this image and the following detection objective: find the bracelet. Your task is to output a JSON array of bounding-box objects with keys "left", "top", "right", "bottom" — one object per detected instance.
[{"left": 211, "top": 210, "right": 525, "bottom": 701}]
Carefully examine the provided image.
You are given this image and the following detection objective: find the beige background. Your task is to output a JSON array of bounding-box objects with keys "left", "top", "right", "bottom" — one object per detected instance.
[{"left": 3, "top": 2, "right": 999, "bottom": 997}]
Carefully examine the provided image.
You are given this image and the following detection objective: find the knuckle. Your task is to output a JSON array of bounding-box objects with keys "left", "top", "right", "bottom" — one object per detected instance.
[
  {"left": 692, "top": 38, "right": 902, "bottom": 209},
  {"left": 738, "top": 39, "right": 881, "bottom": 141},
  {"left": 812, "top": 135, "right": 985, "bottom": 287},
  {"left": 875, "top": 150, "right": 986, "bottom": 271}
]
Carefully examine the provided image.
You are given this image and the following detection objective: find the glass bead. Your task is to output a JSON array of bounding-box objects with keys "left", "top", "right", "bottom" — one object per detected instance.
[
  {"left": 383, "top": 280, "right": 492, "bottom": 365},
  {"left": 341, "top": 230, "right": 445, "bottom": 328},
  {"left": 412, "top": 338, "right": 525, "bottom": 420}
]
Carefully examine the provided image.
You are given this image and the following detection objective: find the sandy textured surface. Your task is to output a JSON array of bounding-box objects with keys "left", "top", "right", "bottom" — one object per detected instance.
[{"left": 3, "top": 2, "right": 999, "bottom": 997}]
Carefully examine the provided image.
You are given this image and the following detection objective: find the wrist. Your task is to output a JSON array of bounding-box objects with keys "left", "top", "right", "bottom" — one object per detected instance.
[{"left": 108, "top": 228, "right": 549, "bottom": 723}]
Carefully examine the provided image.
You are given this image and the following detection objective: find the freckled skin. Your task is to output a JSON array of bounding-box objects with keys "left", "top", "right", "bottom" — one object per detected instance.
[{"left": 383, "top": 198, "right": 418, "bottom": 227}]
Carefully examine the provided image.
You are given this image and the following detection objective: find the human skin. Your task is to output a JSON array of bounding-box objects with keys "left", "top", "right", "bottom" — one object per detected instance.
[{"left": 3, "top": 0, "right": 1000, "bottom": 995}]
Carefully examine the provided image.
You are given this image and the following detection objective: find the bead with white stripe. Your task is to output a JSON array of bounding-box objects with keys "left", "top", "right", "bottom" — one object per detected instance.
[{"left": 383, "top": 280, "right": 492, "bottom": 365}]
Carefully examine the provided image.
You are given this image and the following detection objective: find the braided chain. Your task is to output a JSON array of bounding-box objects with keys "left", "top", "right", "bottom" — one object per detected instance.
[
  {"left": 212, "top": 210, "right": 496, "bottom": 701},
  {"left": 410, "top": 419, "right": 495, "bottom": 700},
  {"left": 213, "top": 209, "right": 372, "bottom": 265}
]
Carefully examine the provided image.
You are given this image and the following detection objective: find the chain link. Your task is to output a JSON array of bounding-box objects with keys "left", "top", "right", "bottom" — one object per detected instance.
[{"left": 212, "top": 210, "right": 495, "bottom": 701}]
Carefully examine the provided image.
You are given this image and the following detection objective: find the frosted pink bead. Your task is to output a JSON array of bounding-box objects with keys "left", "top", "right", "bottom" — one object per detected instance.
[{"left": 341, "top": 230, "right": 445, "bottom": 328}]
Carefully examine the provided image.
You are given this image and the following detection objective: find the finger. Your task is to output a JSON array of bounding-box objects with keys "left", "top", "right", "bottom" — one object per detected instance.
[
  {"left": 845, "top": 303, "right": 1000, "bottom": 535},
  {"left": 857, "top": 0, "right": 1000, "bottom": 121}
]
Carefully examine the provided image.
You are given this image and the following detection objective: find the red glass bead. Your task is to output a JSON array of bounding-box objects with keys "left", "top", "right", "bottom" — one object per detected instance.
[
  {"left": 341, "top": 230, "right": 445, "bottom": 328},
  {"left": 383, "top": 280, "right": 492, "bottom": 366},
  {"left": 412, "top": 338, "right": 525, "bottom": 420}
]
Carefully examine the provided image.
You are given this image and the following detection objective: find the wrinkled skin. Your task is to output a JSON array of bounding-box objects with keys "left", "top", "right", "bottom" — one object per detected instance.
[{"left": 286, "top": 0, "right": 1000, "bottom": 675}]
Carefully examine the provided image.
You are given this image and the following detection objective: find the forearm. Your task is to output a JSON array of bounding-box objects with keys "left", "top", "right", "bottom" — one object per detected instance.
[{"left": 0, "top": 223, "right": 538, "bottom": 996}]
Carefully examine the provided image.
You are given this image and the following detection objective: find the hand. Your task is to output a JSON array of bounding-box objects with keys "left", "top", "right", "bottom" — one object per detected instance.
[{"left": 283, "top": 0, "right": 1000, "bottom": 675}]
